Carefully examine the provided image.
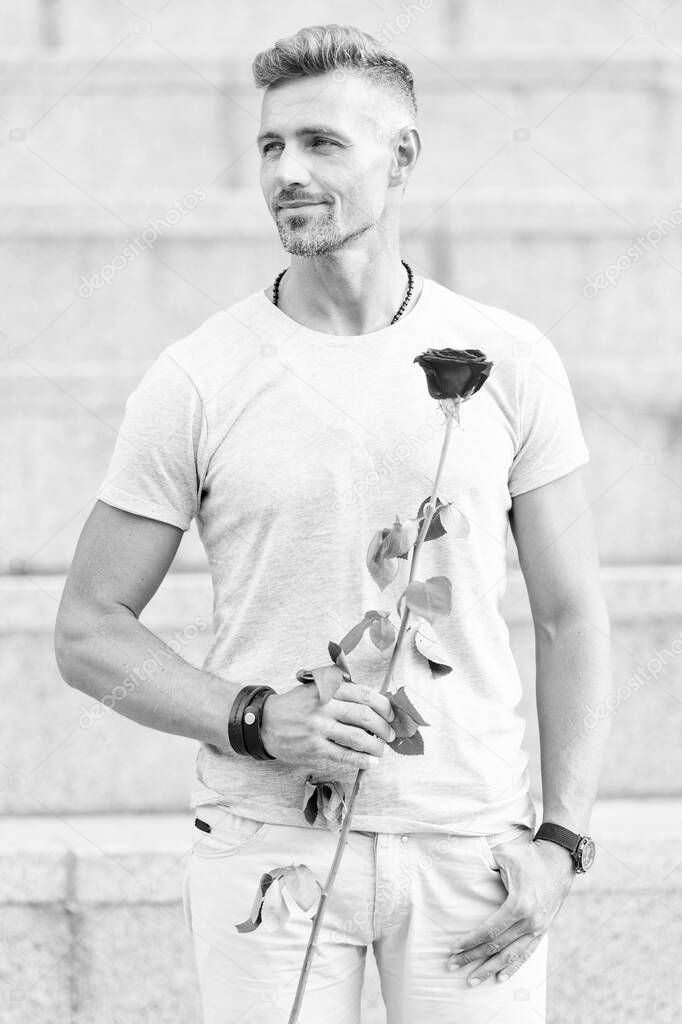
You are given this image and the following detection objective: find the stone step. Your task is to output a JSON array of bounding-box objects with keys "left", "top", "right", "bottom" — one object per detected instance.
[
  {"left": 1, "top": 190, "right": 681, "bottom": 569},
  {"left": 2, "top": 0, "right": 650, "bottom": 56},
  {"left": 0, "top": 366, "right": 679, "bottom": 570},
  {"left": 1, "top": 51, "right": 679, "bottom": 197},
  {"left": 3, "top": 0, "right": 454, "bottom": 56},
  {"left": 5, "top": 0, "right": 663, "bottom": 57},
  {"left": 1, "top": 798, "right": 680, "bottom": 1023},
  {"left": 1, "top": 569, "right": 680, "bottom": 815},
  {"left": 2, "top": 193, "right": 680, "bottom": 384}
]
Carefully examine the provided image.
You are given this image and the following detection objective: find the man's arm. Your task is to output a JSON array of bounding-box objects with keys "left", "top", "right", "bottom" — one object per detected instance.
[
  {"left": 54, "top": 500, "right": 237, "bottom": 751},
  {"left": 509, "top": 464, "right": 613, "bottom": 835},
  {"left": 446, "top": 464, "right": 612, "bottom": 980},
  {"left": 55, "top": 500, "right": 395, "bottom": 770}
]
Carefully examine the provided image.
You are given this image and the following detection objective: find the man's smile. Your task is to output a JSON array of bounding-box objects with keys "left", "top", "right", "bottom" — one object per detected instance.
[{"left": 278, "top": 201, "right": 327, "bottom": 209}]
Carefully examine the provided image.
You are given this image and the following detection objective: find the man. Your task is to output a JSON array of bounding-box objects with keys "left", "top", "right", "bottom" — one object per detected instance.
[{"left": 55, "top": 24, "right": 613, "bottom": 1024}]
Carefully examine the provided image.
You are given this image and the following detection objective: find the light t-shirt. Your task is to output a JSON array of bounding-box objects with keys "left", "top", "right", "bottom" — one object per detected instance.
[{"left": 96, "top": 275, "right": 590, "bottom": 836}]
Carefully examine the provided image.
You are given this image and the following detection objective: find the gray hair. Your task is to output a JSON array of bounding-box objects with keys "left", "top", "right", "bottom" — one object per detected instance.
[{"left": 252, "top": 24, "right": 418, "bottom": 126}]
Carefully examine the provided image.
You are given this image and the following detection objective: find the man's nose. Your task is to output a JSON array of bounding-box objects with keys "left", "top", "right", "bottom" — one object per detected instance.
[{"left": 272, "top": 146, "right": 311, "bottom": 191}]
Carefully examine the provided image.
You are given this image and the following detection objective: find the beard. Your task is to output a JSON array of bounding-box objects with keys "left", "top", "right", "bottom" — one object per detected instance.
[{"left": 275, "top": 203, "right": 370, "bottom": 257}]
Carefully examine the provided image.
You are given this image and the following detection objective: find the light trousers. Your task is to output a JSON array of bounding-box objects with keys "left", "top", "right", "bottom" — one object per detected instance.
[{"left": 182, "top": 804, "right": 549, "bottom": 1023}]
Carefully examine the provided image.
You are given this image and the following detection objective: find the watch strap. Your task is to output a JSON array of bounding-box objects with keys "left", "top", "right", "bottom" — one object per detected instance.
[{"left": 535, "top": 822, "right": 581, "bottom": 854}]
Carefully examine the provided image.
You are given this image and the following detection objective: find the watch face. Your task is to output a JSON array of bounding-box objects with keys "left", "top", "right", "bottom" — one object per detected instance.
[{"left": 578, "top": 837, "right": 596, "bottom": 872}]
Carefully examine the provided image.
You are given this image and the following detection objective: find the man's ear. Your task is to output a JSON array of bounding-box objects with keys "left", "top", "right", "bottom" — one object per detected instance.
[{"left": 390, "top": 125, "right": 421, "bottom": 186}]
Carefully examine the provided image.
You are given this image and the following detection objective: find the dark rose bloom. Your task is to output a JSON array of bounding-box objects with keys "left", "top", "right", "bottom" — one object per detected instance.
[{"left": 413, "top": 348, "right": 492, "bottom": 400}]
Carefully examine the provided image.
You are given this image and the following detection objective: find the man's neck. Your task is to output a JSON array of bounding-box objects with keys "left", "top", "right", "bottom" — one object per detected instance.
[{"left": 266, "top": 259, "right": 423, "bottom": 337}]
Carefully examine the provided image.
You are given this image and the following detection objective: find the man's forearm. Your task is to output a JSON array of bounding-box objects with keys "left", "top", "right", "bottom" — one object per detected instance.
[
  {"left": 534, "top": 604, "right": 613, "bottom": 834},
  {"left": 56, "top": 609, "right": 239, "bottom": 751}
]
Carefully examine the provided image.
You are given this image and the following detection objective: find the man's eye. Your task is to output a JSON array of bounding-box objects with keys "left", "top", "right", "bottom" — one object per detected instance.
[{"left": 262, "top": 138, "right": 336, "bottom": 155}]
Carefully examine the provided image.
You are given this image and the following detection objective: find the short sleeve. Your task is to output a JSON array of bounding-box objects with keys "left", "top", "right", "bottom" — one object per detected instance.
[
  {"left": 96, "top": 351, "right": 205, "bottom": 531},
  {"left": 508, "top": 336, "right": 590, "bottom": 498}
]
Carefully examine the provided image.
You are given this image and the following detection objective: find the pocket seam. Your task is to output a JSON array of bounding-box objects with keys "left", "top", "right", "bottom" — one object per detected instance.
[
  {"left": 479, "top": 835, "right": 498, "bottom": 871},
  {"left": 480, "top": 826, "right": 532, "bottom": 870},
  {"left": 181, "top": 859, "right": 193, "bottom": 931},
  {"left": 192, "top": 819, "right": 272, "bottom": 858}
]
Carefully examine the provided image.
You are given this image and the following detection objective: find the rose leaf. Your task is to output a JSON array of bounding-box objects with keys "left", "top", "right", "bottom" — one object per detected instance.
[
  {"left": 390, "top": 704, "right": 419, "bottom": 738},
  {"left": 311, "top": 664, "right": 347, "bottom": 704},
  {"left": 392, "top": 516, "right": 421, "bottom": 557},
  {"left": 327, "top": 641, "right": 353, "bottom": 679},
  {"left": 303, "top": 777, "right": 318, "bottom": 825},
  {"left": 324, "top": 782, "right": 346, "bottom": 829},
  {"left": 322, "top": 785, "right": 346, "bottom": 830},
  {"left": 390, "top": 686, "right": 430, "bottom": 727},
  {"left": 261, "top": 877, "right": 291, "bottom": 932},
  {"left": 417, "top": 494, "right": 447, "bottom": 542},
  {"left": 367, "top": 529, "right": 400, "bottom": 591},
  {"left": 282, "top": 865, "right": 322, "bottom": 914},
  {"left": 338, "top": 616, "right": 372, "bottom": 654},
  {"left": 369, "top": 614, "right": 396, "bottom": 652},
  {"left": 404, "top": 576, "right": 453, "bottom": 624},
  {"left": 388, "top": 729, "right": 425, "bottom": 756},
  {"left": 235, "top": 868, "right": 285, "bottom": 933},
  {"left": 440, "top": 502, "right": 470, "bottom": 538},
  {"left": 414, "top": 620, "right": 453, "bottom": 676}
]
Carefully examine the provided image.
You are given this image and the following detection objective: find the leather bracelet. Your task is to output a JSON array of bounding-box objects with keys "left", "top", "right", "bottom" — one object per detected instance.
[
  {"left": 227, "top": 685, "right": 261, "bottom": 755},
  {"left": 242, "top": 686, "right": 276, "bottom": 760},
  {"left": 227, "top": 685, "right": 276, "bottom": 760}
]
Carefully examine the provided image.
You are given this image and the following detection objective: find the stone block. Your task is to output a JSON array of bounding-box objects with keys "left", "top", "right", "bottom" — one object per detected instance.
[
  {"left": 517, "top": 612, "right": 682, "bottom": 799},
  {"left": 0, "top": 55, "right": 675, "bottom": 198},
  {"left": 547, "top": 890, "right": 681, "bottom": 1022},
  {"left": 0, "top": 627, "right": 207, "bottom": 814},
  {"left": 71, "top": 902, "right": 201, "bottom": 1023},
  {"left": 0, "top": 906, "right": 72, "bottom": 1023},
  {"left": 0, "top": 364, "right": 679, "bottom": 570},
  {"left": 54, "top": 1, "right": 452, "bottom": 56},
  {"left": 0, "top": 844, "right": 68, "bottom": 903},
  {"left": 463, "top": 0, "right": 640, "bottom": 53},
  {"left": 0, "top": 5, "right": 41, "bottom": 53},
  {"left": 1, "top": 801, "right": 680, "bottom": 1024}
]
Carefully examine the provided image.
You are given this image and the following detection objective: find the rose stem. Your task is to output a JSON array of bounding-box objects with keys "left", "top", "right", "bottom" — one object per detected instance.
[{"left": 287, "top": 405, "right": 457, "bottom": 1024}]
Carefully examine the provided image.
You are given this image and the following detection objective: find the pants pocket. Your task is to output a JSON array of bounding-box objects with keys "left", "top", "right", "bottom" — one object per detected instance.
[
  {"left": 192, "top": 805, "right": 272, "bottom": 858},
  {"left": 479, "top": 824, "right": 533, "bottom": 871}
]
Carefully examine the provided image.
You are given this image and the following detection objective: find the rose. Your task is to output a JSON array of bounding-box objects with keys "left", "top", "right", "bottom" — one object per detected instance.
[{"left": 413, "top": 348, "right": 492, "bottom": 401}]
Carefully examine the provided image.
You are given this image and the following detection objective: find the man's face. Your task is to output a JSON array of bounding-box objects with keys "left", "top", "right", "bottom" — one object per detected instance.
[{"left": 257, "top": 71, "right": 403, "bottom": 257}]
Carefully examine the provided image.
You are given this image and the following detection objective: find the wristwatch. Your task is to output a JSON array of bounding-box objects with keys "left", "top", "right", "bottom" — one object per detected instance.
[{"left": 534, "top": 822, "right": 596, "bottom": 873}]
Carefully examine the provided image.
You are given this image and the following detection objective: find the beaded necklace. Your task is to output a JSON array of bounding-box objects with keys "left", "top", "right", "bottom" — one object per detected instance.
[{"left": 271, "top": 259, "right": 415, "bottom": 325}]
